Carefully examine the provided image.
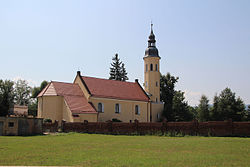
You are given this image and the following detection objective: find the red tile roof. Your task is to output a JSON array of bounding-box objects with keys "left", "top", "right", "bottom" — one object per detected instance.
[
  {"left": 81, "top": 76, "right": 149, "bottom": 102},
  {"left": 38, "top": 81, "right": 96, "bottom": 114}
]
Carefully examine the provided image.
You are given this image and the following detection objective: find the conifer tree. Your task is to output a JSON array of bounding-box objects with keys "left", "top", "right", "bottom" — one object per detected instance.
[
  {"left": 121, "top": 63, "right": 129, "bottom": 81},
  {"left": 109, "top": 53, "right": 128, "bottom": 81}
]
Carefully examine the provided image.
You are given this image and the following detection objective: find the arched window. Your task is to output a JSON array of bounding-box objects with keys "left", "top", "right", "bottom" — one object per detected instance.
[
  {"left": 98, "top": 103, "right": 104, "bottom": 113},
  {"left": 156, "top": 98, "right": 158, "bottom": 102},
  {"left": 150, "top": 64, "right": 153, "bottom": 71},
  {"left": 155, "top": 64, "right": 158, "bottom": 71},
  {"left": 135, "top": 105, "right": 140, "bottom": 115},
  {"left": 156, "top": 81, "right": 158, "bottom": 87},
  {"left": 115, "top": 103, "right": 120, "bottom": 113},
  {"left": 146, "top": 64, "right": 148, "bottom": 72}
]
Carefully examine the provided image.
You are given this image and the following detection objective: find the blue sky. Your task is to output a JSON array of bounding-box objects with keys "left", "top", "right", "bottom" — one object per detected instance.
[{"left": 0, "top": 0, "right": 249, "bottom": 105}]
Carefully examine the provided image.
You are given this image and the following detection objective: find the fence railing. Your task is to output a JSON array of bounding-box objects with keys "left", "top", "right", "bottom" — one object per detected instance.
[{"left": 43, "top": 120, "right": 250, "bottom": 136}]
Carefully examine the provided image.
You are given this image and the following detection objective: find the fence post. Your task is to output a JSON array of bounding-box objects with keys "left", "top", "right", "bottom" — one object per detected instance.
[
  {"left": 134, "top": 119, "right": 139, "bottom": 134},
  {"left": 107, "top": 120, "right": 113, "bottom": 134},
  {"left": 61, "top": 120, "right": 66, "bottom": 132},
  {"left": 162, "top": 119, "right": 167, "bottom": 135},
  {"left": 227, "top": 119, "right": 233, "bottom": 136},
  {"left": 84, "top": 120, "right": 88, "bottom": 133},
  {"left": 193, "top": 119, "right": 199, "bottom": 136}
]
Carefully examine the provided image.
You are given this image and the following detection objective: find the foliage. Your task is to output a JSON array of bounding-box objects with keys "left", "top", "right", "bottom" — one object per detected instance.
[
  {"left": 172, "top": 91, "right": 193, "bottom": 121},
  {"left": 197, "top": 95, "right": 210, "bottom": 122},
  {"left": 0, "top": 80, "right": 14, "bottom": 116},
  {"left": 111, "top": 118, "right": 122, "bottom": 122},
  {"left": 121, "top": 63, "right": 129, "bottom": 81},
  {"left": 14, "top": 79, "right": 31, "bottom": 105},
  {"left": 31, "top": 80, "right": 48, "bottom": 98},
  {"left": 0, "top": 134, "right": 250, "bottom": 166},
  {"left": 29, "top": 81, "right": 48, "bottom": 116},
  {"left": 211, "top": 88, "right": 245, "bottom": 121},
  {"left": 160, "top": 73, "right": 179, "bottom": 120},
  {"left": 109, "top": 53, "right": 128, "bottom": 81}
]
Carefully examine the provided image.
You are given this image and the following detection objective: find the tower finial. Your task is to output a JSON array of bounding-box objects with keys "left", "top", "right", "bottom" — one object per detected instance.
[{"left": 150, "top": 22, "right": 153, "bottom": 33}]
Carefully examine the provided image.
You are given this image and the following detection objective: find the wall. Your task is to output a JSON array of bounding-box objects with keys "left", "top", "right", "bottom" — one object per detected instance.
[
  {"left": 151, "top": 102, "right": 164, "bottom": 122},
  {"left": 0, "top": 117, "right": 43, "bottom": 136},
  {"left": 73, "top": 74, "right": 91, "bottom": 99},
  {"left": 73, "top": 113, "right": 97, "bottom": 122},
  {"left": 37, "top": 96, "right": 63, "bottom": 123},
  {"left": 90, "top": 97, "right": 149, "bottom": 122},
  {"left": 62, "top": 99, "right": 74, "bottom": 123},
  {"left": 62, "top": 120, "right": 250, "bottom": 137}
]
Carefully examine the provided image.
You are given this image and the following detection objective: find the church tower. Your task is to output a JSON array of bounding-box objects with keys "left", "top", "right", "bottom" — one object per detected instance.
[{"left": 144, "top": 24, "right": 161, "bottom": 103}]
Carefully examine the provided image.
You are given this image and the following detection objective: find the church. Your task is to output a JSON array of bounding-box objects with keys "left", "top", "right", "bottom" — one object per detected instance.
[{"left": 37, "top": 25, "right": 164, "bottom": 123}]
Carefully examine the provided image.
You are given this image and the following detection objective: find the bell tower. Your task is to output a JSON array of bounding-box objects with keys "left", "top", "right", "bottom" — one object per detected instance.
[{"left": 144, "top": 24, "right": 161, "bottom": 103}]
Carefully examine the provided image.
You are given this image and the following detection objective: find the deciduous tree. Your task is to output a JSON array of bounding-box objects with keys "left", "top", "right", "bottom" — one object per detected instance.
[{"left": 0, "top": 80, "right": 14, "bottom": 116}]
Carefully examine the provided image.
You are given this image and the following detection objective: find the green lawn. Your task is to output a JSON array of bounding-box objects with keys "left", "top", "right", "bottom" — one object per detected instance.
[{"left": 0, "top": 133, "right": 249, "bottom": 166}]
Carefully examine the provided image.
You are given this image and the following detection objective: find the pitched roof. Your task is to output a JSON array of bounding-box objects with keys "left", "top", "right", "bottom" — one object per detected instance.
[
  {"left": 38, "top": 81, "right": 96, "bottom": 114},
  {"left": 81, "top": 76, "right": 149, "bottom": 102}
]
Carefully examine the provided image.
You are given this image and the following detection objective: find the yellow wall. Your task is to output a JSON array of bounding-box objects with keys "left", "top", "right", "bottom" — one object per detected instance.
[
  {"left": 90, "top": 97, "right": 149, "bottom": 122},
  {"left": 151, "top": 102, "right": 164, "bottom": 122},
  {"left": 38, "top": 96, "right": 63, "bottom": 123},
  {"left": 73, "top": 113, "right": 97, "bottom": 122},
  {"left": 144, "top": 56, "right": 160, "bottom": 103},
  {"left": 62, "top": 99, "right": 74, "bottom": 122},
  {"left": 38, "top": 96, "right": 97, "bottom": 123},
  {"left": 73, "top": 74, "right": 91, "bottom": 99}
]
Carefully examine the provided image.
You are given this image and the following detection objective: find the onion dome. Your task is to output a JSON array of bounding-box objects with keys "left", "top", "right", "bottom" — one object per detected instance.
[{"left": 144, "top": 24, "right": 160, "bottom": 58}]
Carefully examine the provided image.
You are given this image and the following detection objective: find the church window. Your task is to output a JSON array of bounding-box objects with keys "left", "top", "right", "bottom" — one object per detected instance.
[
  {"left": 156, "top": 98, "right": 158, "bottom": 102},
  {"left": 146, "top": 64, "right": 148, "bottom": 72},
  {"left": 115, "top": 103, "right": 121, "bottom": 113},
  {"left": 98, "top": 103, "right": 104, "bottom": 113},
  {"left": 155, "top": 64, "right": 158, "bottom": 71},
  {"left": 150, "top": 64, "right": 153, "bottom": 71},
  {"left": 156, "top": 81, "right": 158, "bottom": 87},
  {"left": 135, "top": 105, "right": 140, "bottom": 115}
]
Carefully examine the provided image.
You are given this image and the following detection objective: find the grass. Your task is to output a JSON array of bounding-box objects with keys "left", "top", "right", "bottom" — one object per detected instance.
[{"left": 0, "top": 133, "right": 250, "bottom": 166}]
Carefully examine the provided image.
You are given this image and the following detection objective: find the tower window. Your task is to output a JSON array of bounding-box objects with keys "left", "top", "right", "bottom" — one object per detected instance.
[
  {"left": 156, "top": 81, "right": 158, "bottom": 87},
  {"left": 146, "top": 64, "right": 148, "bottom": 72},
  {"left": 145, "top": 81, "right": 148, "bottom": 88},
  {"left": 135, "top": 105, "right": 140, "bottom": 115},
  {"left": 155, "top": 64, "right": 158, "bottom": 71},
  {"left": 156, "top": 98, "right": 158, "bottom": 102},
  {"left": 150, "top": 64, "right": 153, "bottom": 71}
]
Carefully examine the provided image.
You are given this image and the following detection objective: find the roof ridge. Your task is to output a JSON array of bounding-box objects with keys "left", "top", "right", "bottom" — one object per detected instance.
[
  {"left": 51, "top": 81, "right": 78, "bottom": 85},
  {"left": 82, "top": 76, "right": 137, "bottom": 84}
]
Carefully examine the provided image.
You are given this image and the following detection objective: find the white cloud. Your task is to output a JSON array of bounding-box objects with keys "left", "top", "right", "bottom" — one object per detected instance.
[{"left": 183, "top": 90, "right": 203, "bottom": 106}]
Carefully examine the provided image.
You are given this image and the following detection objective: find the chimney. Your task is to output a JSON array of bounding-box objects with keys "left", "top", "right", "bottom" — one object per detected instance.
[
  {"left": 135, "top": 79, "right": 139, "bottom": 83},
  {"left": 77, "top": 71, "right": 81, "bottom": 76}
]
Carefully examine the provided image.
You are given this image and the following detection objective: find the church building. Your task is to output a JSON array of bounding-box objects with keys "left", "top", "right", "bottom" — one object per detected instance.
[{"left": 37, "top": 25, "right": 164, "bottom": 123}]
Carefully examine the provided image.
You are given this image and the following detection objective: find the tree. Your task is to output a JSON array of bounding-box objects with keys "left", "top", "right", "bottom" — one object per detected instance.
[
  {"left": 197, "top": 95, "right": 210, "bottom": 122},
  {"left": 14, "top": 79, "right": 31, "bottom": 105},
  {"left": 0, "top": 80, "right": 14, "bottom": 116},
  {"left": 109, "top": 53, "right": 128, "bottom": 81},
  {"left": 29, "top": 81, "right": 48, "bottom": 116},
  {"left": 160, "top": 73, "right": 179, "bottom": 120},
  {"left": 121, "top": 63, "right": 129, "bottom": 81},
  {"left": 31, "top": 80, "right": 48, "bottom": 98},
  {"left": 211, "top": 88, "right": 245, "bottom": 121},
  {"left": 172, "top": 91, "right": 193, "bottom": 121}
]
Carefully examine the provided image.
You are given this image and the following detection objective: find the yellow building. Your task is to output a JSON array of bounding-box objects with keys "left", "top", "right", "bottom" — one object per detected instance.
[{"left": 37, "top": 25, "right": 164, "bottom": 123}]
